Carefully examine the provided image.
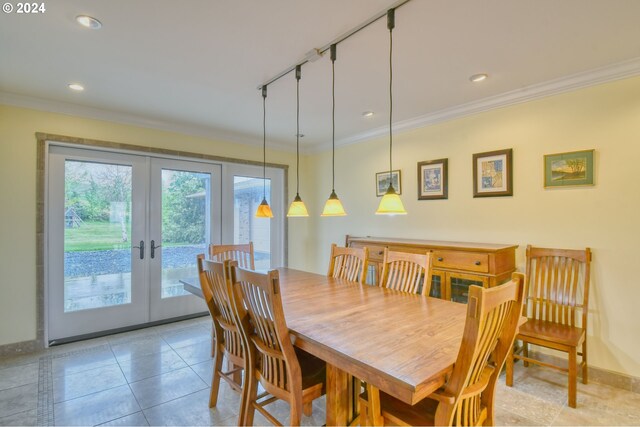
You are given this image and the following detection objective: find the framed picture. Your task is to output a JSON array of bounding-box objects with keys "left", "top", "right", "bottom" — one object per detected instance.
[
  {"left": 376, "top": 170, "right": 401, "bottom": 196},
  {"left": 417, "top": 159, "right": 448, "bottom": 200},
  {"left": 544, "top": 149, "right": 594, "bottom": 188},
  {"left": 473, "top": 149, "right": 513, "bottom": 197}
]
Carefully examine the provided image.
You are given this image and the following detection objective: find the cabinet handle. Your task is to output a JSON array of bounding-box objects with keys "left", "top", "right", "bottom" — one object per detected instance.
[
  {"left": 475, "top": 261, "right": 481, "bottom": 266},
  {"left": 437, "top": 257, "right": 443, "bottom": 262},
  {"left": 378, "top": 251, "right": 384, "bottom": 255}
]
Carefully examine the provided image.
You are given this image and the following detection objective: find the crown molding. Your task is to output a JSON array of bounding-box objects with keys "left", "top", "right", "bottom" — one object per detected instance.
[
  {"left": 306, "top": 56, "right": 640, "bottom": 153},
  {"left": 0, "top": 91, "right": 295, "bottom": 153},
  {"left": 3, "top": 56, "right": 640, "bottom": 156}
]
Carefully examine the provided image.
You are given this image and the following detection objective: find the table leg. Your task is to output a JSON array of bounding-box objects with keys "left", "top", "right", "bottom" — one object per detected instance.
[{"left": 326, "top": 363, "right": 349, "bottom": 426}]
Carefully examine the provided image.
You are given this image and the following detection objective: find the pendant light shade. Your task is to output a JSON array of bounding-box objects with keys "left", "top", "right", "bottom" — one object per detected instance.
[
  {"left": 375, "top": 184, "right": 407, "bottom": 215},
  {"left": 256, "top": 198, "right": 273, "bottom": 218},
  {"left": 287, "top": 194, "right": 309, "bottom": 217},
  {"left": 287, "top": 65, "right": 309, "bottom": 217},
  {"left": 376, "top": 8, "right": 407, "bottom": 216},
  {"left": 255, "top": 85, "right": 273, "bottom": 218},
  {"left": 321, "top": 44, "right": 347, "bottom": 217},
  {"left": 322, "top": 190, "right": 347, "bottom": 216}
]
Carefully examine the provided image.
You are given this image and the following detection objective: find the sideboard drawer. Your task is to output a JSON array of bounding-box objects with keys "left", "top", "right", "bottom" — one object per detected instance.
[
  {"left": 433, "top": 250, "right": 489, "bottom": 273},
  {"left": 349, "top": 241, "right": 387, "bottom": 262},
  {"left": 366, "top": 245, "right": 388, "bottom": 262}
]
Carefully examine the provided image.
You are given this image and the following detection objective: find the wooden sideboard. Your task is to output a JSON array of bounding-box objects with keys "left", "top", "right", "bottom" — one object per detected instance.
[{"left": 345, "top": 235, "right": 518, "bottom": 303}]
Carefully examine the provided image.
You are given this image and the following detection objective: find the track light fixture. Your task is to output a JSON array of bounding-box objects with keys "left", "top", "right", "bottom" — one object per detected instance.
[
  {"left": 321, "top": 44, "right": 347, "bottom": 217},
  {"left": 255, "top": 85, "right": 274, "bottom": 218},
  {"left": 287, "top": 65, "right": 309, "bottom": 217},
  {"left": 376, "top": 8, "right": 407, "bottom": 215}
]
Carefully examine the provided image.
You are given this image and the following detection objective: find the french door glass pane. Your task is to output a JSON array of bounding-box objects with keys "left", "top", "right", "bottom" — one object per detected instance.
[
  {"left": 161, "top": 169, "right": 211, "bottom": 298},
  {"left": 233, "top": 176, "right": 271, "bottom": 270},
  {"left": 63, "top": 160, "right": 132, "bottom": 312}
]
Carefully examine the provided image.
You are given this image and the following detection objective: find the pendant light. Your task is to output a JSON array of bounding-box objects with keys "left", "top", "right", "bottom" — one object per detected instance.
[
  {"left": 321, "top": 44, "right": 347, "bottom": 217},
  {"left": 255, "top": 85, "right": 274, "bottom": 218},
  {"left": 376, "top": 8, "right": 407, "bottom": 215},
  {"left": 287, "top": 65, "right": 309, "bottom": 217}
]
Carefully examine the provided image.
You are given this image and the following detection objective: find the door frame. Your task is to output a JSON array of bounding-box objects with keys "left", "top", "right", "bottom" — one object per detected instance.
[{"left": 40, "top": 135, "right": 288, "bottom": 347}]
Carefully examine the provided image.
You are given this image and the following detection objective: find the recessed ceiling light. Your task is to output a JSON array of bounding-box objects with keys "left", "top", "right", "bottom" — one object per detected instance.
[
  {"left": 68, "top": 83, "right": 85, "bottom": 91},
  {"left": 362, "top": 111, "right": 374, "bottom": 118},
  {"left": 469, "top": 73, "right": 488, "bottom": 83},
  {"left": 76, "top": 15, "right": 102, "bottom": 29}
]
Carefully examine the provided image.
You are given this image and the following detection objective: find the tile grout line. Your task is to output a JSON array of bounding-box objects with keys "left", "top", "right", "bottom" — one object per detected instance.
[
  {"left": 113, "top": 350, "right": 150, "bottom": 427},
  {"left": 36, "top": 354, "right": 53, "bottom": 427}
]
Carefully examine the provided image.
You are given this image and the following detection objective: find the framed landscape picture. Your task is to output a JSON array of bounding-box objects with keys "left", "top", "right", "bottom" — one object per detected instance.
[
  {"left": 473, "top": 149, "right": 513, "bottom": 197},
  {"left": 376, "top": 170, "right": 401, "bottom": 196},
  {"left": 417, "top": 159, "right": 448, "bottom": 200},
  {"left": 544, "top": 149, "right": 594, "bottom": 188}
]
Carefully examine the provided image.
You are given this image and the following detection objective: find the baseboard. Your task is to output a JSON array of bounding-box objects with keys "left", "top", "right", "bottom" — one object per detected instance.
[
  {"left": 0, "top": 338, "right": 43, "bottom": 357},
  {"left": 526, "top": 349, "right": 640, "bottom": 394}
]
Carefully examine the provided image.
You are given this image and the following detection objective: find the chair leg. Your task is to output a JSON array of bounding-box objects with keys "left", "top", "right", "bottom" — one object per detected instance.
[
  {"left": 243, "top": 375, "right": 258, "bottom": 426},
  {"left": 303, "top": 402, "right": 313, "bottom": 417},
  {"left": 365, "top": 384, "right": 384, "bottom": 427},
  {"left": 290, "top": 396, "right": 302, "bottom": 426},
  {"left": 359, "top": 397, "right": 369, "bottom": 427},
  {"left": 210, "top": 322, "right": 215, "bottom": 358},
  {"left": 568, "top": 347, "right": 578, "bottom": 408},
  {"left": 506, "top": 343, "right": 514, "bottom": 387},
  {"left": 209, "top": 346, "right": 224, "bottom": 408},
  {"left": 582, "top": 340, "right": 588, "bottom": 384},
  {"left": 522, "top": 341, "right": 529, "bottom": 367}
]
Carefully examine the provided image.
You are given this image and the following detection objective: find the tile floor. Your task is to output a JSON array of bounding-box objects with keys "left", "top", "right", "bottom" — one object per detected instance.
[{"left": 1, "top": 317, "right": 639, "bottom": 426}]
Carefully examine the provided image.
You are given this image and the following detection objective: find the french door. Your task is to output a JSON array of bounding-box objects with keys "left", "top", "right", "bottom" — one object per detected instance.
[{"left": 47, "top": 146, "right": 221, "bottom": 342}]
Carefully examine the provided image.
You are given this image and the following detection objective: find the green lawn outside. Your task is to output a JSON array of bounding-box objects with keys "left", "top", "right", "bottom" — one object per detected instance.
[
  {"left": 65, "top": 221, "right": 131, "bottom": 252},
  {"left": 64, "top": 221, "right": 202, "bottom": 252}
]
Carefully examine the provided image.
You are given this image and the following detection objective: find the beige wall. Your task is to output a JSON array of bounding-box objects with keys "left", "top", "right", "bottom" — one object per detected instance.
[
  {"left": 304, "top": 76, "right": 640, "bottom": 377},
  {"left": 2, "top": 75, "right": 639, "bottom": 377},
  {"left": 0, "top": 105, "right": 311, "bottom": 346}
]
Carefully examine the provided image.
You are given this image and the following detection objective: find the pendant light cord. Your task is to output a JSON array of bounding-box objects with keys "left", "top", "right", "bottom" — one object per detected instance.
[
  {"left": 331, "top": 50, "right": 336, "bottom": 192},
  {"left": 262, "top": 86, "right": 267, "bottom": 198},
  {"left": 296, "top": 66, "right": 301, "bottom": 196},
  {"left": 389, "top": 20, "right": 393, "bottom": 178}
]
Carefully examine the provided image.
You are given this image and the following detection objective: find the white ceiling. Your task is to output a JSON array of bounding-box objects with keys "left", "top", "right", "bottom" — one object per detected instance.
[{"left": 2, "top": 0, "right": 640, "bottom": 152}]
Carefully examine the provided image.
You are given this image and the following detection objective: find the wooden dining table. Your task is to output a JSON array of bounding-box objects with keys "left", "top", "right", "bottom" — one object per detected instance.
[{"left": 182, "top": 267, "right": 467, "bottom": 426}]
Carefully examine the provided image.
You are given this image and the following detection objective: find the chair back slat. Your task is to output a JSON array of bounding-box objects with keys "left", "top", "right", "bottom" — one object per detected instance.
[
  {"left": 209, "top": 242, "right": 256, "bottom": 270},
  {"left": 197, "top": 256, "right": 244, "bottom": 362},
  {"left": 435, "top": 273, "right": 525, "bottom": 427},
  {"left": 327, "top": 243, "right": 369, "bottom": 284},
  {"left": 526, "top": 245, "right": 591, "bottom": 328},
  {"left": 230, "top": 266, "right": 301, "bottom": 397},
  {"left": 380, "top": 249, "right": 432, "bottom": 295}
]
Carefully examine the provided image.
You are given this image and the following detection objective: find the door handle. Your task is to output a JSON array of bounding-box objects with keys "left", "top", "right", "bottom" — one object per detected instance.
[
  {"left": 132, "top": 240, "right": 145, "bottom": 260},
  {"left": 151, "top": 240, "right": 162, "bottom": 259}
]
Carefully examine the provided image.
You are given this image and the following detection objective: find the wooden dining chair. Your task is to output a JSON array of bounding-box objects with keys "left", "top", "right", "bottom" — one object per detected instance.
[
  {"left": 360, "top": 273, "right": 525, "bottom": 427},
  {"left": 209, "top": 242, "right": 255, "bottom": 270},
  {"left": 229, "top": 266, "right": 326, "bottom": 426},
  {"left": 327, "top": 243, "right": 369, "bottom": 284},
  {"left": 379, "top": 249, "right": 433, "bottom": 296},
  {"left": 506, "top": 245, "right": 592, "bottom": 408},
  {"left": 197, "top": 256, "right": 246, "bottom": 421}
]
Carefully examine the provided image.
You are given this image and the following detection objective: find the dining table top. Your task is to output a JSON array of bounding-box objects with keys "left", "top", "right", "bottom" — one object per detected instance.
[{"left": 182, "top": 267, "right": 467, "bottom": 407}]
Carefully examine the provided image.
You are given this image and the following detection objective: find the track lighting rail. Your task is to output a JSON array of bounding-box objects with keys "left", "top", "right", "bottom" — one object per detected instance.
[{"left": 256, "top": 0, "right": 411, "bottom": 90}]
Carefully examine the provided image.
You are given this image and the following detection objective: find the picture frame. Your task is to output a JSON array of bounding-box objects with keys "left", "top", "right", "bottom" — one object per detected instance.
[
  {"left": 417, "top": 159, "right": 448, "bottom": 200},
  {"left": 473, "top": 148, "right": 513, "bottom": 197},
  {"left": 375, "top": 170, "right": 401, "bottom": 196},
  {"left": 544, "top": 149, "right": 594, "bottom": 188}
]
